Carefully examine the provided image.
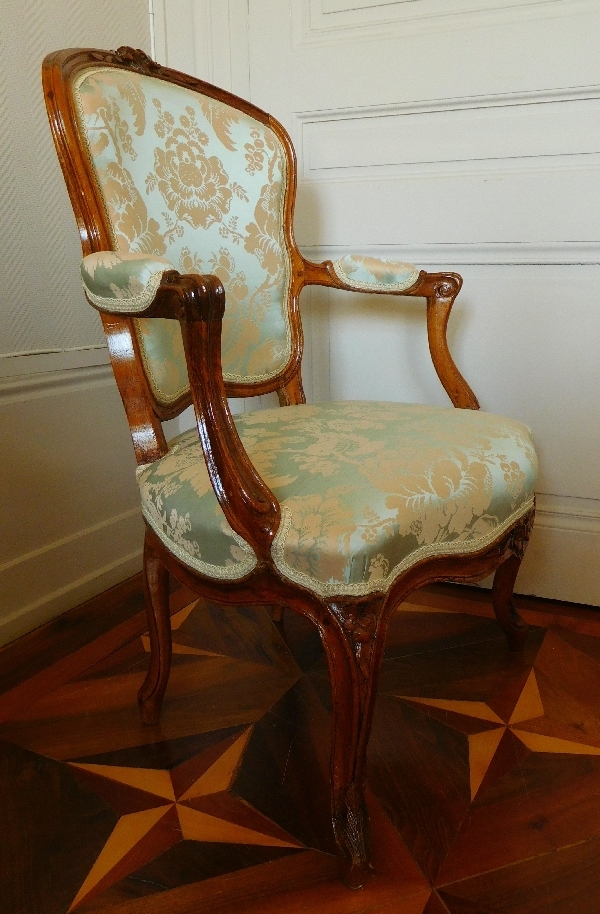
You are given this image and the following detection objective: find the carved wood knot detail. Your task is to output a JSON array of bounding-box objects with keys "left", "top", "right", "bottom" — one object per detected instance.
[
  {"left": 341, "top": 609, "right": 377, "bottom": 681},
  {"left": 114, "top": 47, "right": 161, "bottom": 73},
  {"left": 333, "top": 781, "right": 369, "bottom": 869},
  {"left": 508, "top": 508, "right": 535, "bottom": 561},
  {"left": 435, "top": 279, "right": 458, "bottom": 299}
]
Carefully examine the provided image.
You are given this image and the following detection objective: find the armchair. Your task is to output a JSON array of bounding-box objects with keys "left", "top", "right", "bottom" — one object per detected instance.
[{"left": 43, "top": 46, "right": 537, "bottom": 887}]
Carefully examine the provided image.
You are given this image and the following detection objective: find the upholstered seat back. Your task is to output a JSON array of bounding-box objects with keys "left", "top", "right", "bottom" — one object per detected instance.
[{"left": 72, "top": 68, "right": 292, "bottom": 405}]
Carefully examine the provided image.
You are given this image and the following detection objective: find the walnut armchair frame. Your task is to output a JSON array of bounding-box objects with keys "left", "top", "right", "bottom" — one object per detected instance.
[{"left": 43, "top": 46, "right": 534, "bottom": 887}]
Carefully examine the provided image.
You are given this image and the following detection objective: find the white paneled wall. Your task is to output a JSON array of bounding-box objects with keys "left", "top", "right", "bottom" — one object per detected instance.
[
  {"left": 158, "top": 0, "right": 600, "bottom": 605},
  {"left": 0, "top": 0, "right": 151, "bottom": 644}
]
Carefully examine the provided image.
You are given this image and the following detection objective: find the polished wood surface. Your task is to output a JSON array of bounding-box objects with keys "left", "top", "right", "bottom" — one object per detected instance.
[
  {"left": 42, "top": 45, "right": 533, "bottom": 883},
  {"left": 2, "top": 580, "right": 600, "bottom": 913}
]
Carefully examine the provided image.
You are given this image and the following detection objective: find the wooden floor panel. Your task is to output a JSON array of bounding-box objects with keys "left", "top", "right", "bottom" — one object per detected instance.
[{"left": 2, "top": 581, "right": 600, "bottom": 912}]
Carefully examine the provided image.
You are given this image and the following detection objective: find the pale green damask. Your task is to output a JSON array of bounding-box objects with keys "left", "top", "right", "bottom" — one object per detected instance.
[
  {"left": 137, "top": 401, "right": 537, "bottom": 596},
  {"left": 73, "top": 68, "right": 292, "bottom": 405},
  {"left": 332, "top": 255, "right": 420, "bottom": 292},
  {"left": 81, "top": 251, "right": 174, "bottom": 312}
]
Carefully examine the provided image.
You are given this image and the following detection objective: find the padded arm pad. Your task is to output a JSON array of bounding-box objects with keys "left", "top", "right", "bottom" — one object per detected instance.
[
  {"left": 331, "top": 254, "right": 420, "bottom": 292},
  {"left": 81, "top": 251, "right": 176, "bottom": 314}
]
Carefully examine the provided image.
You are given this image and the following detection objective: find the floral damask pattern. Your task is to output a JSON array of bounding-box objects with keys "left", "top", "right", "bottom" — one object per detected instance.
[
  {"left": 137, "top": 401, "right": 537, "bottom": 596},
  {"left": 74, "top": 68, "right": 292, "bottom": 404},
  {"left": 102, "top": 162, "right": 167, "bottom": 255},
  {"left": 149, "top": 102, "right": 234, "bottom": 229},
  {"left": 80, "top": 251, "right": 172, "bottom": 311}
]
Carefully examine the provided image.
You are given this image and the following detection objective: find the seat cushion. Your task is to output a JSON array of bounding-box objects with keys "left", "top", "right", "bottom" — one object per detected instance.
[{"left": 137, "top": 401, "right": 537, "bottom": 597}]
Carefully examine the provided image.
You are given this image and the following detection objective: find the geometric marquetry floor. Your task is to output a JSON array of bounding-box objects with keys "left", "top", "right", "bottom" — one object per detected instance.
[{"left": 2, "top": 580, "right": 600, "bottom": 913}]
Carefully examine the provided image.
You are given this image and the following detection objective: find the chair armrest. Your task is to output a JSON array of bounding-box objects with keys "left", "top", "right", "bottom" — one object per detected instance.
[
  {"left": 299, "top": 253, "right": 479, "bottom": 410},
  {"left": 81, "top": 252, "right": 176, "bottom": 314},
  {"left": 174, "top": 274, "right": 281, "bottom": 562},
  {"left": 82, "top": 253, "right": 281, "bottom": 561},
  {"left": 330, "top": 254, "right": 420, "bottom": 293}
]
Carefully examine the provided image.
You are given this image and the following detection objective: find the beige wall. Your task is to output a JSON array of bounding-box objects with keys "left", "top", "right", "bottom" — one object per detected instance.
[{"left": 0, "top": 1, "right": 151, "bottom": 644}]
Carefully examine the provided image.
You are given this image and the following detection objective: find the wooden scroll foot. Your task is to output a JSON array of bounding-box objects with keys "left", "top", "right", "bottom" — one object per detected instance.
[
  {"left": 492, "top": 552, "right": 528, "bottom": 652},
  {"left": 333, "top": 782, "right": 372, "bottom": 889},
  {"left": 320, "top": 598, "right": 385, "bottom": 887},
  {"left": 138, "top": 535, "right": 172, "bottom": 725}
]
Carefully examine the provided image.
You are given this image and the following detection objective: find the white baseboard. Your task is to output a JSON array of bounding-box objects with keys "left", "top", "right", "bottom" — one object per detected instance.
[
  {"left": 0, "top": 508, "right": 144, "bottom": 647},
  {"left": 475, "top": 495, "right": 600, "bottom": 606},
  {"left": 516, "top": 523, "right": 600, "bottom": 605},
  {"left": 515, "top": 494, "right": 600, "bottom": 604}
]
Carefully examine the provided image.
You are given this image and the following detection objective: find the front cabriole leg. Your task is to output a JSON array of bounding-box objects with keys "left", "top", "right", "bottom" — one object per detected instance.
[
  {"left": 138, "top": 531, "right": 172, "bottom": 724},
  {"left": 492, "top": 507, "right": 535, "bottom": 651},
  {"left": 320, "top": 596, "right": 386, "bottom": 887}
]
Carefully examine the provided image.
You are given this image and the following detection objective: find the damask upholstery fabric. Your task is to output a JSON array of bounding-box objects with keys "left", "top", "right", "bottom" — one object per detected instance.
[
  {"left": 332, "top": 255, "right": 420, "bottom": 292},
  {"left": 72, "top": 67, "right": 292, "bottom": 405},
  {"left": 137, "top": 401, "right": 537, "bottom": 597},
  {"left": 81, "top": 251, "right": 173, "bottom": 312}
]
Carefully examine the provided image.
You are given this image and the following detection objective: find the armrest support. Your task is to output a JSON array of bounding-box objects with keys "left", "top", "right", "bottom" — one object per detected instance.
[
  {"left": 83, "top": 252, "right": 281, "bottom": 561},
  {"left": 299, "top": 253, "right": 479, "bottom": 410},
  {"left": 174, "top": 275, "right": 282, "bottom": 561}
]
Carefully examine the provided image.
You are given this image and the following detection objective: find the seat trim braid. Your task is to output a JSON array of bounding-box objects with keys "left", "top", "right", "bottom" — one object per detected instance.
[
  {"left": 81, "top": 252, "right": 175, "bottom": 314},
  {"left": 83, "top": 271, "right": 164, "bottom": 311},
  {"left": 271, "top": 497, "right": 535, "bottom": 598},
  {"left": 331, "top": 254, "right": 420, "bottom": 293}
]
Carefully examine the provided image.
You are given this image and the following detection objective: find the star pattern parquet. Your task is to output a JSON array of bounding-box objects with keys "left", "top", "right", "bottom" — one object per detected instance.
[{"left": 2, "top": 580, "right": 600, "bottom": 913}]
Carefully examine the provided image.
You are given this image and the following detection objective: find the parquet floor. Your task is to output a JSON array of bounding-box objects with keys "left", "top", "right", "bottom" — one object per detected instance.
[{"left": 2, "top": 578, "right": 600, "bottom": 913}]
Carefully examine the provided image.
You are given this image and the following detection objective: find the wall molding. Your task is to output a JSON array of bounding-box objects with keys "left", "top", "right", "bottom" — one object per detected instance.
[
  {"left": 295, "top": 83, "right": 600, "bottom": 122},
  {"left": 0, "top": 507, "right": 144, "bottom": 646},
  {"left": 512, "top": 494, "right": 600, "bottom": 604},
  {"left": 152, "top": 0, "right": 249, "bottom": 94},
  {"left": 0, "top": 344, "right": 109, "bottom": 380},
  {"left": 301, "top": 243, "right": 600, "bottom": 266},
  {"left": 0, "top": 363, "right": 115, "bottom": 405},
  {"left": 297, "top": 0, "right": 597, "bottom": 44},
  {"left": 318, "top": 0, "right": 580, "bottom": 17},
  {"left": 0, "top": 507, "right": 141, "bottom": 576},
  {"left": 293, "top": 85, "right": 600, "bottom": 182},
  {"left": 535, "top": 494, "right": 600, "bottom": 537},
  {"left": 0, "top": 549, "right": 143, "bottom": 647}
]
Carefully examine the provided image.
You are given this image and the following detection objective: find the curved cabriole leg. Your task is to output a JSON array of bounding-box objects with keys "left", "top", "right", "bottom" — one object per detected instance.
[
  {"left": 492, "top": 553, "right": 528, "bottom": 651},
  {"left": 138, "top": 534, "right": 172, "bottom": 724},
  {"left": 320, "top": 599, "right": 385, "bottom": 888},
  {"left": 491, "top": 509, "right": 535, "bottom": 652}
]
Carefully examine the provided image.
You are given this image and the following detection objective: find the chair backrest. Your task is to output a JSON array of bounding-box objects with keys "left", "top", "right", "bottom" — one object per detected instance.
[{"left": 43, "top": 47, "right": 303, "bottom": 454}]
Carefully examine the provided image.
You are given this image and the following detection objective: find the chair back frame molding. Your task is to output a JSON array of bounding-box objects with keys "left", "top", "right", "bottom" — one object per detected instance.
[{"left": 43, "top": 46, "right": 536, "bottom": 887}]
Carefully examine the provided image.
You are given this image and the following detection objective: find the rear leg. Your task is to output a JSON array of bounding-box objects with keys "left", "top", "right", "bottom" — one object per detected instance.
[{"left": 492, "top": 509, "right": 535, "bottom": 652}]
